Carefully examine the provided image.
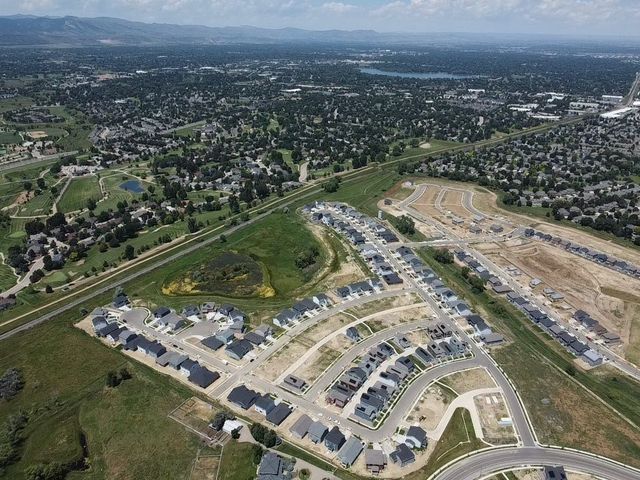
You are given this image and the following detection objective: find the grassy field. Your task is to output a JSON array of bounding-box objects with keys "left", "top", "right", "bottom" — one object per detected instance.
[
  {"left": 0, "top": 96, "right": 33, "bottom": 113},
  {"left": 149, "top": 211, "right": 330, "bottom": 310},
  {"left": 0, "top": 308, "right": 205, "bottom": 479},
  {"left": 0, "top": 260, "right": 17, "bottom": 291},
  {"left": 0, "top": 131, "right": 22, "bottom": 144},
  {"left": 96, "top": 173, "right": 150, "bottom": 213},
  {"left": 15, "top": 189, "right": 56, "bottom": 216},
  {"left": 417, "top": 247, "right": 640, "bottom": 467},
  {"left": 57, "top": 176, "right": 102, "bottom": 213},
  {"left": 407, "top": 408, "right": 484, "bottom": 480},
  {"left": 217, "top": 441, "right": 260, "bottom": 480}
]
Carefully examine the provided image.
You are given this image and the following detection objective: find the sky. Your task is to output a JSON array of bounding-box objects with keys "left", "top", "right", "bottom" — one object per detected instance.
[{"left": 2, "top": 0, "right": 640, "bottom": 36}]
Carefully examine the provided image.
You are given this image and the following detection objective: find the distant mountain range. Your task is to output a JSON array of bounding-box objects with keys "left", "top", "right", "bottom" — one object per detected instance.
[
  {"left": 0, "top": 15, "right": 390, "bottom": 46},
  {"left": 0, "top": 15, "right": 639, "bottom": 48}
]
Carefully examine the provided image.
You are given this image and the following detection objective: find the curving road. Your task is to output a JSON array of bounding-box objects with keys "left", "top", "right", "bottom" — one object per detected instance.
[{"left": 431, "top": 446, "right": 640, "bottom": 480}]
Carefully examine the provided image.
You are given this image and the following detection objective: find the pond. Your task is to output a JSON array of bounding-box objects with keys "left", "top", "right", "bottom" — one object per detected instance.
[
  {"left": 359, "top": 68, "right": 481, "bottom": 80},
  {"left": 119, "top": 179, "right": 144, "bottom": 193}
]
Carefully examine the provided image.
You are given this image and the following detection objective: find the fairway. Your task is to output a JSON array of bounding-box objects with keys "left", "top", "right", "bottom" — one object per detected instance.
[{"left": 57, "top": 175, "right": 102, "bottom": 213}]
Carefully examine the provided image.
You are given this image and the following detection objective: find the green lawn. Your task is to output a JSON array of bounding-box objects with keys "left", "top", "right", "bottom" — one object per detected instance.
[
  {"left": 217, "top": 441, "right": 260, "bottom": 480},
  {"left": 96, "top": 173, "right": 150, "bottom": 213},
  {"left": 0, "top": 310, "right": 205, "bottom": 479},
  {"left": 57, "top": 176, "right": 102, "bottom": 213},
  {"left": 0, "top": 260, "right": 17, "bottom": 291},
  {"left": 15, "top": 189, "right": 56, "bottom": 216},
  {"left": 0, "top": 131, "right": 22, "bottom": 145},
  {"left": 0, "top": 96, "right": 33, "bottom": 113}
]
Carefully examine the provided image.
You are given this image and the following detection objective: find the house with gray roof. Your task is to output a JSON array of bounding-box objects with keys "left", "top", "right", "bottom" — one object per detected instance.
[
  {"left": 365, "top": 449, "right": 387, "bottom": 474},
  {"left": 289, "top": 414, "right": 313, "bottom": 439},
  {"left": 258, "top": 452, "right": 287, "bottom": 480},
  {"left": 337, "top": 437, "right": 363, "bottom": 467},
  {"left": 324, "top": 426, "right": 346, "bottom": 452},
  {"left": 390, "top": 443, "right": 415, "bottom": 467},
  {"left": 308, "top": 421, "right": 328, "bottom": 443},
  {"left": 225, "top": 338, "right": 254, "bottom": 360},
  {"left": 266, "top": 403, "right": 292, "bottom": 426},
  {"left": 405, "top": 426, "right": 428, "bottom": 449}
]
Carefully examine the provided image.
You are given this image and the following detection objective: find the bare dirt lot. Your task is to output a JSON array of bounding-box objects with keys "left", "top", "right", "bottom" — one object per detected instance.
[
  {"left": 474, "top": 392, "right": 517, "bottom": 445},
  {"left": 345, "top": 292, "right": 423, "bottom": 318},
  {"left": 293, "top": 335, "right": 353, "bottom": 384},
  {"left": 440, "top": 368, "right": 496, "bottom": 395},
  {"left": 405, "top": 384, "right": 454, "bottom": 430},
  {"left": 475, "top": 238, "right": 640, "bottom": 361}
]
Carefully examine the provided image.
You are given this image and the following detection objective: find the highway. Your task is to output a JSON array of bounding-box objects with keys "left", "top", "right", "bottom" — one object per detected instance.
[
  {"left": 0, "top": 150, "right": 78, "bottom": 172},
  {"left": 622, "top": 72, "right": 640, "bottom": 107},
  {"left": 431, "top": 446, "right": 640, "bottom": 480}
]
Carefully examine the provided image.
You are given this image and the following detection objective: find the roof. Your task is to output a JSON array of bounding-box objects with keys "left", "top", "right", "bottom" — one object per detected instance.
[
  {"left": 308, "top": 421, "right": 327, "bottom": 438},
  {"left": 201, "top": 336, "right": 224, "bottom": 351},
  {"left": 266, "top": 403, "right": 292, "bottom": 426},
  {"left": 227, "top": 385, "right": 258, "bottom": 409},
  {"left": 188, "top": 366, "right": 220, "bottom": 388},
  {"left": 364, "top": 448, "right": 386, "bottom": 466},
  {"left": 337, "top": 437, "right": 363, "bottom": 466},
  {"left": 325, "top": 426, "right": 345, "bottom": 446},
  {"left": 289, "top": 414, "right": 313, "bottom": 438},
  {"left": 390, "top": 443, "right": 415, "bottom": 464},
  {"left": 258, "top": 452, "right": 285, "bottom": 479},
  {"left": 406, "top": 425, "right": 427, "bottom": 444}
]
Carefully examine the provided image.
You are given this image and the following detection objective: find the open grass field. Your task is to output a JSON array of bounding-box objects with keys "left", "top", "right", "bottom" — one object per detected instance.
[
  {"left": 405, "top": 408, "right": 484, "bottom": 480},
  {"left": 418, "top": 247, "right": 640, "bottom": 467},
  {"left": 0, "top": 260, "right": 17, "bottom": 291},
  {"left": 96, "top": 173, "right": 150, "bottom": 213},
  {"left": 161, "top": 211, "right": 327, "bottom": 303},
  {"left": 0, "top": 308, "right": 205, "bottom": 479},
  {"left": 0, "top": 131, "right": 22, "bottom": 144},
  {"left": 57, "top": 176, "right": 102, "bottom": 213},
  {"left": 217, "top": 441, "right": 260, "bottom": 480},
  {"left": 0, "top": 96, "right": 33, "bottom": 113}
]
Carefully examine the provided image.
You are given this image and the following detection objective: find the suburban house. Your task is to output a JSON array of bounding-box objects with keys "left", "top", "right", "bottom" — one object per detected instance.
[
  {"left": 266, "top": 403, "right": 293, "bottom": 426},
  {"left": 289, "top": 414, "right": 313, "bottom": 439},
  {"left": 225, "top": 338, "right": 254, "bottom": 360},
  {"left": 337, "top": 437, "right": 364, "bottom": 468},
  {"left": 405, "top": 426, "right": 428, "bottom": 449},
  {"left": 227, "top": 385, "right": 259, "bottom": 410},
  {"left": 283, "top": 375, "right": 307, "bottom": 392},
  {"left": 390, "top": 443, "right": 415, "bottom": 467},
  {"left": 324, "top": 427, "right": 346, "bottom": 452},
  {"left": 273, "top": 308, "right": 300, "bottom": 327},
  {"left": 188, "top": 366, "right": 219, "bottom": 388},
  {"left": 307, "top": 421, "right": 328, "bottom": 444},
  {"left": 257, "top": 452, "right": 289, "bottom": 480},
  {"left": 254, "top": 395, "right": 277, "bottom": 415},
  {"left": 365, "top": 449, "right": 387, "bottom": 474}
]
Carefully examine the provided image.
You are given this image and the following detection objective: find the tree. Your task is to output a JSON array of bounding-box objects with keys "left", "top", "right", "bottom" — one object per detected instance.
[
  {"left": 29, "top": 269, "right": 44, "bottom": 284},
  {"left": 187, "top": 217, "right": 199, "bottom": 233},
  {"left": 123, "top": 244, "right": 135, "bottom": 261},
  {"left": 433, "top": 249, "right": 453, "bottom": 264},
  {"left": 228, "top": 195, "right": 240, "bottom": 214},
  {"left": 394, "top": 215, "right": 415, "bottom": 235},
  {"left": 262, "top": 429, "right": 277, "bottom": 448},
  {"left": 106, "top": 371, "right": 119, "bottom": 388},
  {"left": 86, "top": 198, "right": 97, "bottom": 211},
  {"left": 45, "top": 285, "right": 53, "bottom": 294}
]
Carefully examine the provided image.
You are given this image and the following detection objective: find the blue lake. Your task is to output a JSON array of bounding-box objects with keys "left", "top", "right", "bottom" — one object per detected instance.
[
  {"left": 119, "top": 179, "right": 144, "bottom": 193},
  {"left": 360, "top": 68, "right": 480, "bottom": 80}
]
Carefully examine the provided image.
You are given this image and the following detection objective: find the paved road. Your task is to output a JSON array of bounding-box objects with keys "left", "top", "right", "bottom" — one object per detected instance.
[
  {"left": 622, "top": 72, "right": 640, "bottom": 107},
  {"left": 431, "top": 446, "right": 640, "bottom": 480},
  {"left": 0, "top": 150, "right": 78, "bottom": 172},
  {"left": 208, "top": 289, "right": 416, "bottom": 398},
  {"left": 358, "top": 213, "right": 537, "bottom": 447},
  {"left": 303, "top": 317, "right": 431, "bottom": 399}
]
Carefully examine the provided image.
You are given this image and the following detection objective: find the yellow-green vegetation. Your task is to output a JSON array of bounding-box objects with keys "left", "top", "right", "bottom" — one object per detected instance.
[
  {"left": 57, "top": 176, "right": 102, "bottom": 213},
  {"left": 160, "top": 211, "right": 327, "bottom": 302},
  {"left": 0, "top": 310, "right": 205, "bottom": 479}
]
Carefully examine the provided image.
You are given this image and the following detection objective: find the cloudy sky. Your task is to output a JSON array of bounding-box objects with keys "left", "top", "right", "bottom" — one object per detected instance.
[{"left": 3, "top": 0, "right": 640, "bottom": 36}]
